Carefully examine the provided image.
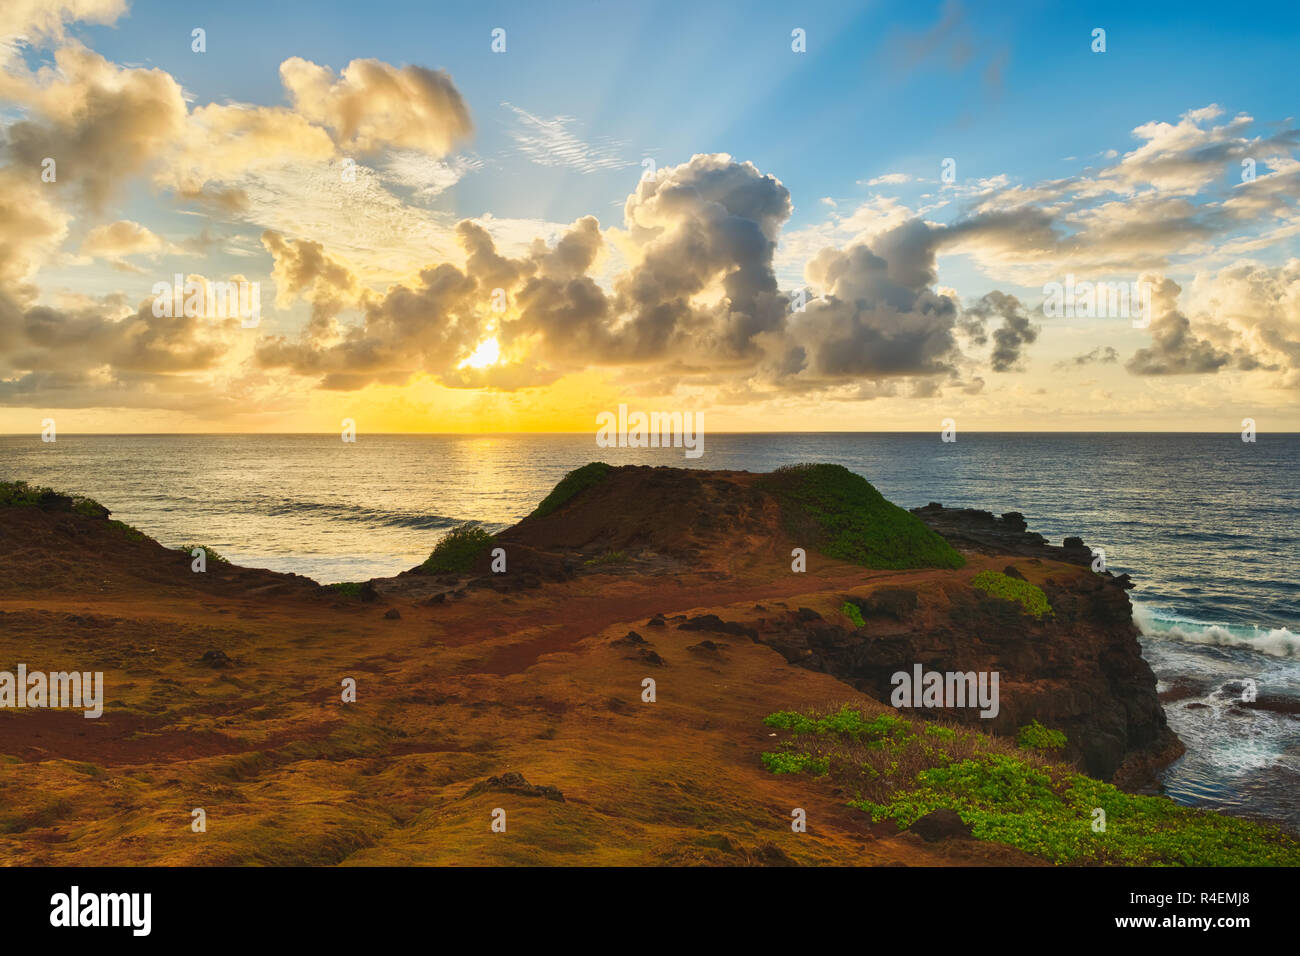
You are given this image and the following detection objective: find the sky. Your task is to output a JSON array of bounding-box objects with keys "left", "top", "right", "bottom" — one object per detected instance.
[{"left": 1, "top": 0, "right": 1298, "bottom": 433}]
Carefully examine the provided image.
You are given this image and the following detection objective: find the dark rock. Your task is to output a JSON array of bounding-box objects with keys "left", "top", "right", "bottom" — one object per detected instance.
[
  {"left": 384, "top": 608, "right": 401, "bottom": 620},
  {"left": 1003, "top": 565, "right": 1026, "bottom": 580},
  {"left": 752, "top": 842, "right": 797, "bottom": 866},
  {"left": 1236, "top": 695, "right": 1300, "bottom": 717},
  {"left": 611, "top": 631, "right": 646, "bottom": 646},
  {"left": 850, "top": 588, "right": 919, "bottom": 620},
  {"left": 747, "top": 563, "right": 1181, "bottom": 784},
  {"left": 908, "top": 809, "right": 973, "bottom": 842},
  {"left": 199, "top": 649, "right": 231, "bottom": 668},
  {"left": 1001, "top": 512, "right": 1028, "bottom": 532},
  {"left": 794, "top": 607, "right": 821, "bottom": 622},
  {"left": 629, "top": 648, "right": 665, "bottom": 667},
  {"left": 647, "top": 614, "right": 666, "bottom": 627}
]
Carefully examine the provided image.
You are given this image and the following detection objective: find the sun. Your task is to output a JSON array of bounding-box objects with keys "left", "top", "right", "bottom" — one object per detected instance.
[{"left": 459, "top": 336, "right": 501, "bottom": 369}]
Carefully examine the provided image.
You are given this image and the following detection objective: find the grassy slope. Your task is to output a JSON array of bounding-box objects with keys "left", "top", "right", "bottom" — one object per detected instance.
[{"left": 758, "top": 464, "right": 964, "bottom": 570}]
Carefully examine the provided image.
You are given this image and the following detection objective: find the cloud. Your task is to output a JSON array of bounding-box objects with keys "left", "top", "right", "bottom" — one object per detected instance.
[
  {"left": 964, "top": 290, "right": 1039, "bottom": 372},
  {"left": 1061, "top": 345, "right": 1120, "bottom": 367},
  {"left": 261, "top": 230, "right": 360, "bottom": 335},
  {"left": 382, "top": 150, "right": 483, "bottom": 200},
  {"left": 0, "top": 0, "right": 126, "bottom": 56},
  {"left": 861, "top": 173, "right": 911, "bottom": 187},
  {"left": 280, "top": 57, "right": 472, "bottom": 157},
  {"left": 1126, "top": 277, "right": 1234, "bottom": 375},
  {"left": 502, "top": 103, "right": 634, "bottom": 173},
  {"left": 79, "top": 219, "right": 163, "bottom": 259},
  {"left": 779, "top": 220, "right": 961, "bottom": 382},
  {"left": 0, "top": 44, "right": 188, "bottom": 210},
  {"left": 0, "top": 168, "right": 69, "bottom": 288}
]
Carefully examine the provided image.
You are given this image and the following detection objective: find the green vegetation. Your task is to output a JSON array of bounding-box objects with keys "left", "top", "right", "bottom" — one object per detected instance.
[
  {"left": 971, "top": 569, "right": 1053, "bottom": 619},
  {"left": 758, "top": 464, "right": 964, "bottom": 570},
  {"left": 421, "top": 523, "right": 494, "bottom": 573},
  {"left": 1, "top": 480, "right": 106, "bottom": 516},
  {"left": 530, "top": 462, "right": 613, "bottom": 519},
  {"left": 1018, "top": 719, "right": 1068, "bottom": 752},
  {"left": 760, "top": 704, "right": 1300, "bottom": 866},
  {"left": 326, "top": 582, "right": 366, "bottom": 597},
  {"left": 841, "top": 601, "right": 866, "bottom": 627},
  {"left": 0, "top": 480, "right": 57, "bottom": 508},
  {"left": 178, "top": 544, "right": 231, "bottom": 565},
  {"left": 760, "top": 751, "right": 829, "bottom": 775}
]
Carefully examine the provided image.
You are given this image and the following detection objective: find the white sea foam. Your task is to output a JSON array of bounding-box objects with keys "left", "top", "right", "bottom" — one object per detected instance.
[{"left": 1134, "top": 603, "right": 1300, "bottom": 659}]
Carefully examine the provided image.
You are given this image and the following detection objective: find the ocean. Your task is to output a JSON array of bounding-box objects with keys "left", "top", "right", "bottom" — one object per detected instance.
[{"left": 3, "top": 432, "right": 1297, "bottom": 827}]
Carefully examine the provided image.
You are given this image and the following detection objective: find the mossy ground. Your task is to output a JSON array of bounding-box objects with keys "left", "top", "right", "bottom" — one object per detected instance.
[
  {"left": 762, "top": 704, "right": 1300, "bottom": 866},
  {"left": 759, "top": 464, "right": 964, "bottom": 570}
]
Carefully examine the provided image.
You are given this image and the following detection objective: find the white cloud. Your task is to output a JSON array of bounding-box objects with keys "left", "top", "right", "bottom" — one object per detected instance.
[{"left": 502, "top": 102, "right": 634, "bottom": 173}]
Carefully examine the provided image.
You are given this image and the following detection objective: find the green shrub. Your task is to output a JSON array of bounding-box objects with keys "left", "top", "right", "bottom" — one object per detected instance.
[
  {"left": 530, "top": 462, "right": 613, "bottom": 519},
  {"left": 760, "top": 751, "right": 829, "bottom": 775},
  {"left": 421, "top": 523, "right": 494, "bottom": 573},
  {"left": 178, "top": 544, "right": 230, "bottom": 565},
  {"left": 1017, "top": 719, "right": 1067, "bottom": 752},
  {"left": 760, "top": 704, "right": 1300, "bottom": 866},
  {"left": 0, "top": 480, "right": 55, "bottom": 508},
  {"left": 1, "top": 480, "right": 108, "bottom": 518},
  {"left": 758, "top": 464, "right": 964, "bottom": 570},
  {"left": 971, "top": 570, "right": 1053, "bottom": 619},
  {"left": 327, "top": 582, "right": 366, "bottom": 597},
  {"left": 841, "top": 601, "right": 866, "bottom": 627}
]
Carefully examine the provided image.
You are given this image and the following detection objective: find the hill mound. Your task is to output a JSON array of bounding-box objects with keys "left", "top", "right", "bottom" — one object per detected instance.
[{"left": 491, "top": 462, "right": 963, "bottom": 571}]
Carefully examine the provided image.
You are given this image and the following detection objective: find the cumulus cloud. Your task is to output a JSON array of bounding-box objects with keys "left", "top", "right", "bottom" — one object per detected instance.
[
  {"left": 262, "top": 230, "right": 360, "bottom": 335},
  {"left": 80, "top": 219, "right": 163, "bottom": 259},
  {"left": 777, "top": 220, "right": 961, "bottom": 383},
  {"left": 0, "top": 0, "right": 126, "bottom": 55},
  {"left": 0, "top": 45, "right": 188, "bottom": 209},
  {"left": 964, "top": 290, "right": 1039, "bottom": 372},
  {"left": 280, "top": 57, "right": 472, "bottom": 157},
  {"left": 0, "top": 168, "right": 69, "bottom": 289}
]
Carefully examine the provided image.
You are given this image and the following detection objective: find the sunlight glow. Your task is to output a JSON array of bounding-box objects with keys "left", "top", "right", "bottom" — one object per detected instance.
[{"left": 459, "top": 336, "right": 501, "bottom": 369}]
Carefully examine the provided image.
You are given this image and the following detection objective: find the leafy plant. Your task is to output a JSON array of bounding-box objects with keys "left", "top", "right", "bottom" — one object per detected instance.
[
  {"left": 841, "top": 600, "right": 866, "bottom": 627},
  {"left": 1017, "top": 719, "right": 1067, "bottom": 752},
  {"left": 760, "top": 703, "right": 1300, "bottom": 866},
  {"left": 971, "top": 570, "right": 1053, "bottom": 619},
  {"left": 178, "top": 544, "right": 231, "bottom": 565},
  {"left": 327, "top": 582, "right": 366, "bottom": 597},
  {"left": 421, "top": 523, "right": 494, "bottom": 573}
]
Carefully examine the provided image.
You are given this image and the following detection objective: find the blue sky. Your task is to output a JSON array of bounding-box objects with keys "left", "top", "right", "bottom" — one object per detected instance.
[
  {"left": 77, "top": 0, "right": 1300, "bottom": 233},
  {"left": 2, "top": 0, "right": 1299, "bottom": 431}
]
